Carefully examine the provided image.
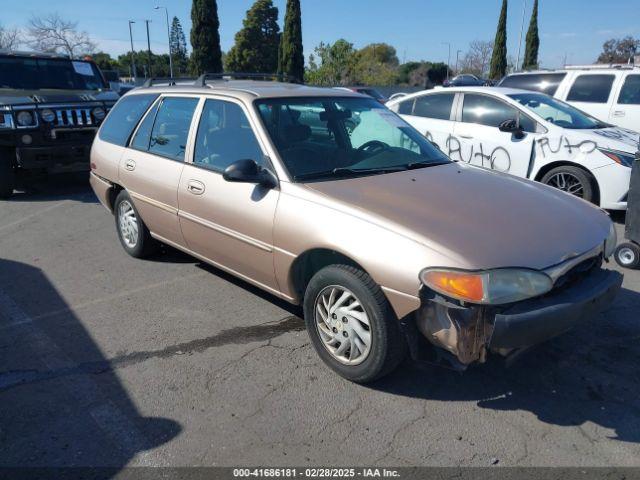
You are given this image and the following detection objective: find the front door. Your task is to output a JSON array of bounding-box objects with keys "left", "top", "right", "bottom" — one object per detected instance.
[
  {"left": 452, "top": 93, "right": 536, "bottom": 178},
  {"left": 609, "top": 73, "right": 640, "bottom": 131},
  {"left": 178, "top": 98, "right": 280, "bottom": 292},
  {"left": 119, "top": 95, "right": 200, "bottom": 246}
]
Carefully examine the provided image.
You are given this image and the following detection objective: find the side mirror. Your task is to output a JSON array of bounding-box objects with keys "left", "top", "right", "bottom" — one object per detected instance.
[
  {"left": 222, "top": 159, "right": 277, "bottom": 188},
  {"left": 499, "top": 119, "right": 525, "bottom": 139}
]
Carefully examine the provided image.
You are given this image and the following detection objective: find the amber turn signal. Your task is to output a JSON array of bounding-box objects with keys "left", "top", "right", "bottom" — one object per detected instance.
[{"left": 421, "top": 270, "right": 485, "bottom": 303}]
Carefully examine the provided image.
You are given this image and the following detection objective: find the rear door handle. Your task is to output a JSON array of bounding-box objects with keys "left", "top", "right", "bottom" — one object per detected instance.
[
  {"left": 124, "top": 159, "right": 136, "bottom": 171},
  {"left": 187, "top": 180, "right": 205, "bottom": 195},
  {"left": 612, "top": 110, "right": 626, "bottom": 117}
]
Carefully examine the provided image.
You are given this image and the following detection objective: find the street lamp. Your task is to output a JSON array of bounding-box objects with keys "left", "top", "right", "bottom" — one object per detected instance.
[
  {"left": 442, "top": 42, "right": 451, "bottom": 81},
  {"left": 515, "top": 0, "right": 527, "bottom": 72},
  {"left": 128, "top": 20, "right": 137, "bottom": 82},
  {"left": 455, "top": 49, "right": 462, "bottom": 74},
  {"left": 154, "top": 6, "right": 174, "bottom": 79}
]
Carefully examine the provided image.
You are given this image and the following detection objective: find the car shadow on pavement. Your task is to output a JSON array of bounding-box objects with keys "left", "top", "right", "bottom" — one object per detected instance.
[
  {"left": 0, "top": 258, "right": 181, "bottom": 469},
  {"left": 9, "top": 174, "right": 97, "bottom": 204},
  {"left": 372, "top": 286, "right": 640, "bottom": 444}
]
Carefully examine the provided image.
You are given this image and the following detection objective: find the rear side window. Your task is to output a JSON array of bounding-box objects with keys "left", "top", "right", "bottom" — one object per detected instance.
[
  {"left": 462, "top": 94, "right": 519, "bottom": 128},
  {"left": 193, "top": 99, "right": 264, "bottom": 172},
  {"left": 618, "top": 75, "right": 640, "bottom": 105},
  {"left": 396, "top": 99, "right": 414, "bottom": 115},
  {"left": 98, "top": 94, "right": 158, "bottom": 146},
  {"left": 148, "top": 97, "right": 199, "bottom": 161},
  {"left": 567, "top": 75, "right": 615, "bottom": 103},
  {"left": 499, "top": 73, "right": 566, "bottom": 95},
  {"left": 413, "top": 94, "right": 455, "bottom": 120}
]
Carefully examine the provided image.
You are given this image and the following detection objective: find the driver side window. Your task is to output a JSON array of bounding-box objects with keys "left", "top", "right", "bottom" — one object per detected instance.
[
  {"left": 462, "top": 94, "right": 519, "bottom": 128},
  {"left": 193, "top": 100, "right": 264, "bottom": 172}
]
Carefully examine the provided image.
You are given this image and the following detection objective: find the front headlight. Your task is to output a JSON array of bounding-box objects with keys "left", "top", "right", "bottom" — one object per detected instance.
[
  {"left": 604, "top": 221, "right": 617, "bottom": 259},
  {"left": 420, "top": 267, "right": 553, "bottom": 305},
  {"left": 598, "top": 148, "right": 635, "bottom": 167}
]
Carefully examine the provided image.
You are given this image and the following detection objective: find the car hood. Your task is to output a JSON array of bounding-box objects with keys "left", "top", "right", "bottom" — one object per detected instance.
[
  {"left": 571, "top": 126, "right": 640, "bottom": 153},
  {"left": 0, "top": 89, "right": 119, "bottom": 106},
  {"left": 304, "top": 163, "right": 611, "bottom": 271}
]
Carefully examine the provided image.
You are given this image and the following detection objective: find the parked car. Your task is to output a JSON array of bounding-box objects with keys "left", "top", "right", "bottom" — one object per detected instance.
[
  {"left": 334, "top": 86, "right": 388, "bottom": 104},
  {"left": 0, "top": 50, "right": 119, "bottom": 198},
  {"left": 387, "top": 86, "right": 638, "bottom": 210},
  {"left": 388, "top": 92, "right": 409, "bottom": 101},
  {"left": 443, "top": 74, "right": 485, "bottom": 87},
  {"left": 90, "top": 78, "right": 621, "bottom": 383},
  {"left": 499, "top": 65, "right": 640, "bottom": 131}
]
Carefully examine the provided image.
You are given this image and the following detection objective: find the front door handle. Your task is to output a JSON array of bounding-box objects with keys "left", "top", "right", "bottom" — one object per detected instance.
[
  {"left": 187, "top": 180, "right": 205, "bottom": 195},
  {"left": 458, "top": 135, "right": 473, "bottom": 139},
  {"left": 124, "top": 159, "right": 136, "bottom": 171},
  {"left": 612, "top": 110, "right": 626, "bottom": 117}
]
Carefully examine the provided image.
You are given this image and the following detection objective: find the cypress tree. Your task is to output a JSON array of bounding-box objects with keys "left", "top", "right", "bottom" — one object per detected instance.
[
  {"left": 225, "top": 0, "right": 280, "bottom": 73},
  {"left": 277, "top": 0, "right": 304, "bottom": 82},
  {"left": 489, "top": 0, "right": 508, "bottom": 80},
  {"left": 190, "top": 0, "right": 222, "bottom": 75},
  {"left": 522, "top": 0, "right": 539, "bottom": 70}
]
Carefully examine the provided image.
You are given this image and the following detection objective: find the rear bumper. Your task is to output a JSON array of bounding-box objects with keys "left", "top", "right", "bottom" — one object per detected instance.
[{"left": 489, "top": 268, "right": 622, "bottom": 349}]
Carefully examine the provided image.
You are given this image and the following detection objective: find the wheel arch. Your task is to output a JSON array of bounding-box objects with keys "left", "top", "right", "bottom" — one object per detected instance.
[{"left": 534, "top": 160, "right": 601, "bottom": 206}]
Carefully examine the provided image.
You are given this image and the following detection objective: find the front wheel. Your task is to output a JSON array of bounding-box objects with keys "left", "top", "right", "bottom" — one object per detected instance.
[
  {"left": 614, "top": 242, "right": 640, "bottom": 269},
  {"left": 0, "top": 151, "right": 16, "bottom": 199},
  {"left": 114, "top": 190, "right": 159, "bottom": 258},
  {"left": 541, "top": 166, "right": 596, "bottom": 204},
  {"left": 303, "top": 264, "right": 406, "bottom": 383}
]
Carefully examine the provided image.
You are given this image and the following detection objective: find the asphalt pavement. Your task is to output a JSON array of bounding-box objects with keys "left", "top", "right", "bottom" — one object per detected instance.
[{"left": 1, "top": 177, "right": 639, "bottom": 468}]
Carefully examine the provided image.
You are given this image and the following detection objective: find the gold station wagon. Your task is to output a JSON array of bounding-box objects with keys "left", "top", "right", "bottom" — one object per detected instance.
[{"left": 90, "top": 75, "right": 622, "bottom": 383}]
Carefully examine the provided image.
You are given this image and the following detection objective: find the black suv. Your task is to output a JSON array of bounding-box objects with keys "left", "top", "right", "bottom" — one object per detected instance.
[{"left": 0, "top": 51, "right": 119, "bottom": 198}]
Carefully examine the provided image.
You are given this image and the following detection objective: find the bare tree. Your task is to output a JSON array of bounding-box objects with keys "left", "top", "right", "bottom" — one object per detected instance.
[
  {"left": 27, "top": 13, "right": 95, "bottom": 57},
  {"left": 459, "top": 40, "right": 493, "bottom": 76},
  {"left": 0, "top": 25, "right": 23, "bottom": 50}
]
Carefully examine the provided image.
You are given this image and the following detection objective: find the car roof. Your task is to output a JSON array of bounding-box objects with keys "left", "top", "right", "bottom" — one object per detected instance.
[
  {"left": 129, "top": 80, "right": 366, "bottom": 102},
  {"left": 387, "top": 86, "right": 534, "bottom": 104}
]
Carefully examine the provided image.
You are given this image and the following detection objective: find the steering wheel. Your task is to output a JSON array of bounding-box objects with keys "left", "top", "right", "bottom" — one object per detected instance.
[
  {"left": 545, "top": 116, "right": 555, "bottom": 123},
  {"left": 357, "top": 140, "right": 390, "bottom": 154}
]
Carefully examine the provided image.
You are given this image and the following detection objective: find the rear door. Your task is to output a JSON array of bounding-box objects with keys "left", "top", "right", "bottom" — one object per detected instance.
[
  {"left": 119, "top": 95, "right": 200, "bottom": 247},
  {"left": 453, "top": 92, "right": 537, "bottom": 178},
  {"left": 177, "top": 97, "right": 280, "bottom": 292},
  {"left": 393, "top": 92, "right": 457, "bottom": 150},
  {"left": 562, "top": 73, "right": 617, "bottom": 123},
  {"left": 609, "top": 72, "right": 640, "bottom": 130}
]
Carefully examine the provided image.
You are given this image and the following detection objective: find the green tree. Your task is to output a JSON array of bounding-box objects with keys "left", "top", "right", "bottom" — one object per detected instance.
[
  {"left": 225, "top": 0, "right": 280, "bottom": 73},
  {"left": 597, "top": 36, "right": 639, "bottom": 63},
  {"left": 92, "top": 52, "right": 119, "bottom": 72},
  {"left": 117, "top": 51, "right": 171, "bottom": 78},
  {"left": 522, "top": 0, "right": 539, "bottom": 70},
  {"left": 277, "top": 0, "right": 304, "bottom": 82},
  {"left": 190, "top": 0, "right": 222, "bottom": 75},
  {"left": 353, "top": 43, "right": 399, "bottom": 85},
  {"left": 305, "top": 39, "right": 357, "bottom": 85},
  {"left": 489, "top": 0, "right": 508, "bottom": 79},
  {"left": 170, "top": 16, "right": 189, "bottom": 74},
  {"left": 397, "top": 61, "right": 447, "bottom": 87}
]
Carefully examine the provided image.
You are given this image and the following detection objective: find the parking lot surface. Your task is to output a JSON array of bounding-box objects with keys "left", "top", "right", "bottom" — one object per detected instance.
[{"left": 1, "top": 178, "right": 640, "bottom": 468}]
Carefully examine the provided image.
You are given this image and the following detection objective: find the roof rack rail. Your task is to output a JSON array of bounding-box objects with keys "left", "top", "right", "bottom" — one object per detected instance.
[
  {"left": 142, "top": 77, "right": 197, "bottom": 87},
  {"left": 194, "top": 72, "right": 299, "bottom": 87},
  {"left": 564, "top": 63, "right": 637, "bottom": 70}
]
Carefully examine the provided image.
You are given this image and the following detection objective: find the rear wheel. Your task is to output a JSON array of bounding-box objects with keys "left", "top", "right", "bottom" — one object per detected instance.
[
  {"left": 541, "top": 166, "right": 596, "bottom": 204},
  {"left": 0, "top": 150, "right": 16, "bottom": 199},
  {"left": 614, "top": 242, "right": 640, "bottom": 269},
  {"left": 303, "top": 264, "right": 406, "bottom": 383},
  {"left": 114, "top": 190, "right": 159, "bottom": 258}
]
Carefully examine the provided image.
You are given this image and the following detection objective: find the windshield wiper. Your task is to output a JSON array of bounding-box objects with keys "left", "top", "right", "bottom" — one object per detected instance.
[
  {"left": 294, "top": 165, "right": 406, "bottom": 182},
  {"left": 405, "top": 160, "right": 450, "bottom": 170}
]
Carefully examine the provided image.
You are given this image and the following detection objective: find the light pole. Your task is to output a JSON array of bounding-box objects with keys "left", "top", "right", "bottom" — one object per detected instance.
[
  {"left": 145, "top": 19, "right": 152, "bottom": 78},
  {"left": 516, "top": 0, "right": 527, "bottom": 72},
  {"left": 128, "top": 20, "right": 137, "bottom": 82},
  {"left": 455, "top": 49, "right": 462, "bottom": 74},
  {"left": 155, "top": 6, "right": 174, "bottom": 78},
  {"left": 442, "top": 42, "right": 451, "bottom": 81}
]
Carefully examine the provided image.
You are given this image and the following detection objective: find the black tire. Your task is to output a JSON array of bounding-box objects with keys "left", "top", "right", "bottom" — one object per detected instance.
[
  {"left": 614, "top": 242, "right": 640, "bottom": 269},
  {"left": 113, "top": 190, "right": 159, "bottom": 258},
  {"left": 541, "top": 165, "right": 596, "bottom": 204},
  {"left": 303, "top": 264, "right": 407, "bottom": 383},
  {"left": 0, "top": 150, "right": 16, "bottom": 199}
]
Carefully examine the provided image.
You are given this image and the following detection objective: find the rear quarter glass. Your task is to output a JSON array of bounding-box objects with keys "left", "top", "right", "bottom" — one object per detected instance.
[{"left": 98, "top": 93, "right": 159, "bottom": 146}]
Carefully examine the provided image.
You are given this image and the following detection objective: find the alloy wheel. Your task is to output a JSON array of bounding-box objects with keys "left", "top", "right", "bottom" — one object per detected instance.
[
  {"left": 118, "top": 200, "right": 139, "bottom": 248},
  {"left": 546, "top": 172, "right": 585, "bottom": 198}
]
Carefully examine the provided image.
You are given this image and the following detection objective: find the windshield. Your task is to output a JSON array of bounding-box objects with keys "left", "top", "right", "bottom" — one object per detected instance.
[
  {"left": 0, "top": 57, "right": 106, "bottom": 90},
  {"left": 255, "top": 97, "right": 451, "bottom": 182},
  {"left": 508, "top": 92, "right": 605, "bottom": 130}
]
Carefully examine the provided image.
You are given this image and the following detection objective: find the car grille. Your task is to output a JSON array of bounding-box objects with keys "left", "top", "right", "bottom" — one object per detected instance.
[{"left": 52, "top": 108, "right": 95, "bottom": 127}]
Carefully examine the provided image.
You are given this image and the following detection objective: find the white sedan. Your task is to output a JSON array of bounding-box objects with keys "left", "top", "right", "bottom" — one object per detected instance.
[{"left": 387, "top": 87, "right": 638, "bottom": 210}]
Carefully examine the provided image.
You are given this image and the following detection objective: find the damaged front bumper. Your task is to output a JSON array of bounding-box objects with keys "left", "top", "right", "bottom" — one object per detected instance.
[{"left": 414, "top": 267, "right": 623, "bottom": 368}]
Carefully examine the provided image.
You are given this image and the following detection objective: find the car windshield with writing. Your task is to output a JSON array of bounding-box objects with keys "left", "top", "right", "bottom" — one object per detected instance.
[
  {"left": 255, "top": 97, "right": 451, "bottom": 182},
  {"left": 0, "top": 56, "right": 106, "bottom": 91},
  {"left": 508, "top": 93, "right": 605, "bottom": 130}
]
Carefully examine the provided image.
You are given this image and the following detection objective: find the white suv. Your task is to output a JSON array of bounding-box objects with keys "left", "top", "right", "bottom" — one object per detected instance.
[{"left": 499, "top": 65, "right": 640, "bottom": 131}]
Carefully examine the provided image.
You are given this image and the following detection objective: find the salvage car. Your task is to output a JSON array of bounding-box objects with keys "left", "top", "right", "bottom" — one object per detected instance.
[
  {"left": 90, "top": 77, "right": 622, "bottom": 382},
  {"left": 0, "top": 50, "right": 118, "bottom": 198},
  {"left": 387, "top": 86, "right": 639, "bottom": 210}
]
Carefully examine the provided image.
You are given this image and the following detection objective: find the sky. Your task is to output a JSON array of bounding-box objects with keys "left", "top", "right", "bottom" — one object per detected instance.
[{"left": 2, "top": 0, "right": 639, "bottom": 69}]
